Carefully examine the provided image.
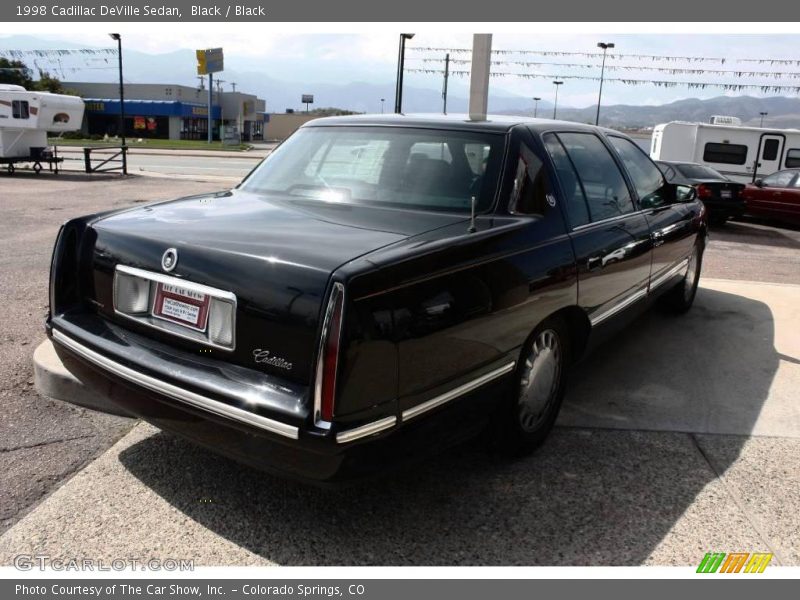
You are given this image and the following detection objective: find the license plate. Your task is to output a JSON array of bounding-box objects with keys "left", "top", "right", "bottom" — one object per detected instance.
[
  {"left": 720, "top": 190, "right": 732, "bottom": 199},
  {"left": 152, "top": 282, "right": 210, "bottom": 330}
]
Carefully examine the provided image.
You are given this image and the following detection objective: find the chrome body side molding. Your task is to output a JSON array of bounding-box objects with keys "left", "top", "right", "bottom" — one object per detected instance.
[{"left": 402, "top": 361, "right": 516, "bottom": 422}]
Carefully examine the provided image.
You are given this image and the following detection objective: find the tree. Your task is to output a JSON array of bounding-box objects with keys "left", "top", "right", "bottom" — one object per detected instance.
[
  {"left": 0, "top": 57, "right": 34, "bottom": 89},
  {"left": 33, "top": 70, "right": 64, "bottom": 94}
]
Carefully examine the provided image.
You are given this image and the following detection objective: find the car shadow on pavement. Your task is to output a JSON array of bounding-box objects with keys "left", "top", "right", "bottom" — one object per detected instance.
[
  {"left": 719, "top": 220, "right": 800, "bottom": 248},
  {"left": 118, "top": 286, "right": 782, "bottom": 565}
]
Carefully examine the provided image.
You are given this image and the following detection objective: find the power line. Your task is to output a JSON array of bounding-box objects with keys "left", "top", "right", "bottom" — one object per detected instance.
[
  {"left": 410, "top": 57, "right": 800, "bottom": 79},
  {"left": 408, "top": 47, "right": 728, "bottom": 63},
  {"left": 406, "top": 68, "right": 800, "bottom": 93}
]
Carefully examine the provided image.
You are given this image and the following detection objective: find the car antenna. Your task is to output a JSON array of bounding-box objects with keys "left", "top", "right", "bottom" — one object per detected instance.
[{"left": 468, "top": 196, "right": 477, "bottom": 233}]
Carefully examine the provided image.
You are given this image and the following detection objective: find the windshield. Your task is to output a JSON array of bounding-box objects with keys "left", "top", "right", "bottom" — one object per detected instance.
[
  {"left": 240, "top": 126, "right": 504, "bottom": 213},
  {"left": 676, "top": 164, "right": 726, "bottom": 180}
]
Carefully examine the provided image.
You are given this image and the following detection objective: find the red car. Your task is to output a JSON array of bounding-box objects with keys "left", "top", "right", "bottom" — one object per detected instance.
[{"left": 742, "top": 168, "right": 800, "bottom": 226}]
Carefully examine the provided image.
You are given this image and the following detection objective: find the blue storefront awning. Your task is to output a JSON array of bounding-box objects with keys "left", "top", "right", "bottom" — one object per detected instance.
[{"left": 83, "top": 98, "right": 221, "bottom": 119}]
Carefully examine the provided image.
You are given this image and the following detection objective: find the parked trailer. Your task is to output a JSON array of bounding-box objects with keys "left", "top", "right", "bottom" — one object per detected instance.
[
  {"left": 650, "top": 121, "right": 800, "bottom": 184},
  {"left": 0, "top": 84, "right": 84, "bottom": 174}
]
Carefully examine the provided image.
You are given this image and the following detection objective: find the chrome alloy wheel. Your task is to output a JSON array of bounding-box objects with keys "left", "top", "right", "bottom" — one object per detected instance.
[
  {"left": 518, "top": 329, "right": 561, "bottom": 432},
  {"left": 684, "top": 246, "right": 699, "bottom": 302}
]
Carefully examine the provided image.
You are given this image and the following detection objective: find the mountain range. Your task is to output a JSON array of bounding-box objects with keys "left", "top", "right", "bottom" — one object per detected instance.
[{"left": 4, "top": 34, "right": 800, "bottom": 129}]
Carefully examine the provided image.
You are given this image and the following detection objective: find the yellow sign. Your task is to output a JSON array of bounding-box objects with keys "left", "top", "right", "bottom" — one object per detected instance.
[{"left": 196, "top": 48, "right": 223, "bottom": 75}]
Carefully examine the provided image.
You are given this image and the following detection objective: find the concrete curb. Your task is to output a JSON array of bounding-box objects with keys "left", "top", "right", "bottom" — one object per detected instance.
[{"left": 33, "top": 339, "right": 132, "bottom": 417}]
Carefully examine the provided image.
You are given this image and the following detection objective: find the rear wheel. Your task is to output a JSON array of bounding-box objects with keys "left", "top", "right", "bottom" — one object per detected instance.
[
  {"left": 661, "top": 237, "right": 703, "bottom": 314},
  {"left": 492, "top": 317, "right": 569, "bottom": 455}
]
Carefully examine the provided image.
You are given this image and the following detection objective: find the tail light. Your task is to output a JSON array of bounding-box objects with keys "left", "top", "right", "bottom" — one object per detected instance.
[
  {"left": 50, "top": 225, "right": 80, "bottom": 314},
  {"left": 314, "top": 282, "right": 345, "bottom": 425},
  {"left": 696, "top": 184, "right": 712, "bottom": 199}
]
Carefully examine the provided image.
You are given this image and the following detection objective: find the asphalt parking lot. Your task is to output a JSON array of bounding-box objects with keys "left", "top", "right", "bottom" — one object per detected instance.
[{"left": 0, "top": 170, "right": 798, "bottom": 565}]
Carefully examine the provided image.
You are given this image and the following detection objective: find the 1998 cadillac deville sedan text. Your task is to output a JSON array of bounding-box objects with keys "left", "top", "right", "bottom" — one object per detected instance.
[{"left": 47, "top": 115, "right": 706, "bottom": 483}]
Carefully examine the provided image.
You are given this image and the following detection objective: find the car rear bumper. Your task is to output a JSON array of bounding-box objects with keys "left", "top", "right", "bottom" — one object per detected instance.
[
  {"left": 701, "top": 198, "right": 745, "bottom": 218},
  {"left": 47, "top": 313, "right": 512, "bottom": 485}
]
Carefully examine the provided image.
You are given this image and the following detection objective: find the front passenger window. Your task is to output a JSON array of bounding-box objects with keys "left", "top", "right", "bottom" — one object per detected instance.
[
  {"left": 608, "top": 136, "right": 671, "bottom": 209},
  {"left": 762, "top": 171, "right": 795, "bottom": 188}
]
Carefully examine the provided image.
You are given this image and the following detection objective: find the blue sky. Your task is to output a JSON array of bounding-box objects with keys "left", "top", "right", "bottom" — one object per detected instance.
[{"left": 3, "top": 32, "right": 800, "bottom": 108}]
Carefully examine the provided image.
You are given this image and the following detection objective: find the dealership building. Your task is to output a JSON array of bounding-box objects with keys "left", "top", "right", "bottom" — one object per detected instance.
[{"left": 63, "top": 82, "right": 266, "bottom": 141}]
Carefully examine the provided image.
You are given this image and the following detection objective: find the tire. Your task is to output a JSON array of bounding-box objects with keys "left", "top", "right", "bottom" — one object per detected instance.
[
  {"left": 491, "top": 317, "right": 570, "bottom": 456},
  {"left": 660, "top": 237, "right": 704, "bottom": 314}
]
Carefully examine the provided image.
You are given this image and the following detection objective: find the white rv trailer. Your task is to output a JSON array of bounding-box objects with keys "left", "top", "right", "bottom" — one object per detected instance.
[
  {"left": 650, "top": 120, "right": 800, "bottom": 184},
  {"left": 0, "top": 84, "right": 84, "bottom": 159}
]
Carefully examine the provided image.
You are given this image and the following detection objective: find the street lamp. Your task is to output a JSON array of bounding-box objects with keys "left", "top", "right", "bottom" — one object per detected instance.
[
  {"left": 109, "top": 33, "right": 126, "bottom": 174},
  {"left": 394, "top": 33, "right": 415, "bottom": 113},
  {"left": 760, "top": 111, "right": 768, "bottom": 127},
  {"left": 533, "top": 97, "right": 541, "bottom": 118},
  {"left": 552, "top": 81, "right": 563, "bottom": 119},
  {"left": 381, "top": 98, "right": 385, "bottom": 114},
  {"left": 595, "top": 42, "right": 615, "bottom": 126}
]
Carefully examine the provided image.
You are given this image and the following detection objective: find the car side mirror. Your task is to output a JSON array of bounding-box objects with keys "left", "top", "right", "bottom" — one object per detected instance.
[
  {"left": 674, "top": 184, "right": 696, "bottom": 202},
  {"left": 754, "top": 179, "right": 764, "bottom": 187}
]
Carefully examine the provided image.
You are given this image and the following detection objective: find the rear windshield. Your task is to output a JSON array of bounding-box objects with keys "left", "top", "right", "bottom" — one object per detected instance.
[
  {"left": 675, "top": 164, "right": 727, "bottom": 180},
  {"left": 240, "top": 126, "right": 504, "bottom": 213}
]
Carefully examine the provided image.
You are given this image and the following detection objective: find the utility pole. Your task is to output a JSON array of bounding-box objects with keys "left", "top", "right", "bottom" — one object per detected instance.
[
  {"left": 533, "top": 96, "right": 541, "bottom": 118},
  {"left": 596, "top": 42, "right": 615, "bottom": 126},
  {"left": 109, "top": 33, "right": 126, "bottom": 174},
  {"left": 552, "top": 81, "right": 563, "bottom": 119},
  {"left": 760, "top": 111, "right": 768, "bottom": 127},
  {"left": 215, "top": 79, "right": 225, "bottom": 134},
  {"left": 442, "top": 53, "right": 450, "bottom": 114},
  {"left": 394, "top": 33, "right": 415, "bottom": 113},
  {"left": 208, "top": 72, "right": 213, "bottom": 143}
]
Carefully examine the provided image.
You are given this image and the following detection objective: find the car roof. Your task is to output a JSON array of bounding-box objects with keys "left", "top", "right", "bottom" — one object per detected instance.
[{"left": 301, "top": 113, "right": 620, "bottom": 136}]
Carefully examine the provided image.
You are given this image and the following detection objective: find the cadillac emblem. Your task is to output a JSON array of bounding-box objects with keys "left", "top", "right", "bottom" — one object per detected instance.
[{"left": 161, "top": 248, "right": 178, "bottom": 272}]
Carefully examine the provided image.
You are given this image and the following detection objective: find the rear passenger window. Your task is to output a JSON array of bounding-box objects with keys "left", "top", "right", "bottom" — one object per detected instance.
[
  {"left": 703, "top": 142, "right": 747, "bottom": 165},
  {"left": 509, "top": 144, "right": 552, "bottom": 215},
  {"left": 548, "top": 132, "right": 635, "bottom": 224},
  {"left": 608, "top": 136, "right": 671, "bottom": 209}
]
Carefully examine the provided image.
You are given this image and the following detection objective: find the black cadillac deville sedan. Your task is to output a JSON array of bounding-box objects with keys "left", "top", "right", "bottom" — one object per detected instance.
[{"left": 47, "top": 115, "right": 707, "bottom": 484}]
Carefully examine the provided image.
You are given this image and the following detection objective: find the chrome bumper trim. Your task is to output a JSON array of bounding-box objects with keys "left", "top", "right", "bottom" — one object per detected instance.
[
  {"left": 649, "top": 258, "right": 690, "bottom": 292},
  {"left": 336, "top": 416, "right": 397, "bottom": 444},
  {"left": 52, "top": 329, "right": 299, "bottom": 440},
  {"left": 402, "top": 361, "right": 516, "bottom": 422}
]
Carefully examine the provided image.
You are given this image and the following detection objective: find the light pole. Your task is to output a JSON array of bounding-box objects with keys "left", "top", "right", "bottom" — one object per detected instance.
[
  {"left": 760, "top": 111, "right": 768, "bottom": 127},
  {"left": 533, "top": 96, "right": 541, "bottom": 118},
  {"left": 394, "top": 33, "right": 415, "bottom": 113},
  {"left": 595, "top": 42, "right": 615, "bottom": 126},
  {"left": 381, "top": 98, "right": 385, "bottom": 114},
  {"left": 109, "top": 33, "right": 126, "bottom": 174},
  {"left": 552, "top": 81, "right": 563, "bottom": 119}
]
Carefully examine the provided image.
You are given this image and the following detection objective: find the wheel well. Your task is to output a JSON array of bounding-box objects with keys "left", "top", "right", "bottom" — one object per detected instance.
[{"left": 550, "top": 306, "right": 591, "bottom": 364}]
